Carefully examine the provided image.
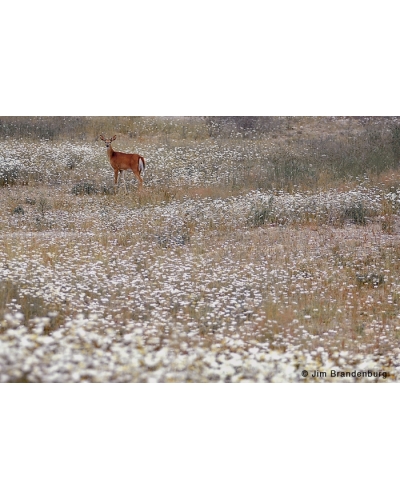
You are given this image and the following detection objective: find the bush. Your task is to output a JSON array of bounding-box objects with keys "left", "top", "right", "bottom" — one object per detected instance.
[
  {"left": 0, "top": 117, "right": 89, "bottom": 141},
  {"left": 99, "top": 185, "right": 114, "bottom": 195},
  {"left": 248, "top": 197, "right": 275, "bottom": 227},
  {"left": 37, "top": 197, "right": 52, "bottom": 214},
  {"left": 71, "top": 181, "right": 98, "bottom": 195},
  {"left": 0, "top": 165, "right": 21, "bottom": 187},
  {"left": 13, "top": 206, "right": 25, "bottom": 215},
  {"left": 342, "top": 202, "right": 367, "bottom": 225},
  {"left": 204, "top": 117, "right": 283, "bottom": 138},
  {"left": 356, "top": 274, "right": 384, "bottom": 287},
  {"left": 65, "top": 152, "right": 85, "bottom": 170},
  {"left": 156, "top": 223, "right": 191, "bottom": 248},
  {"left": 390, "top": 124, "right": 400, "bottom": 163}
]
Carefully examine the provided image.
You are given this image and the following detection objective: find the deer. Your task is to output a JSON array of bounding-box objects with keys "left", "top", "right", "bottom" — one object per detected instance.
[{"left": 100, "top": 135, "right": 145, "bottom": 193}]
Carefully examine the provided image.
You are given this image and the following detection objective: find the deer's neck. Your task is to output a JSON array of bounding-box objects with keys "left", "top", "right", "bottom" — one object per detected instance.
[{"left": 107, "top": 145, "right": 114, "bottom": 160}]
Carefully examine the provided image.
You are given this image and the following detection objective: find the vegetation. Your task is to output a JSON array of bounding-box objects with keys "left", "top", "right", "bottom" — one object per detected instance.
[{"left": 1, "top": 116, "right": 400, "bottom": 382}]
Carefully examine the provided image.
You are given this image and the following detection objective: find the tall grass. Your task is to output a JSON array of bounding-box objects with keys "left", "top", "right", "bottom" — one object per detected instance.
[
  {"left": 2, "top": 116, "right": 400, "bottom": 382},
  {"left": 1, "top": 116, "right": 400, "bottom": 193}
]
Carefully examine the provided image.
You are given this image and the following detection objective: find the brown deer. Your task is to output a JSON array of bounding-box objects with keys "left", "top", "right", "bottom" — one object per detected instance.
[{"left": 100, "top": 135, "right": 145, "bottom": 193}]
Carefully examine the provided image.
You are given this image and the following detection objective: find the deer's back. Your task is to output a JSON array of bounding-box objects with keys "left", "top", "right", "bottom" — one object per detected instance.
[{"left": 109, "top": 151, "right": 141, "bottom": 170}]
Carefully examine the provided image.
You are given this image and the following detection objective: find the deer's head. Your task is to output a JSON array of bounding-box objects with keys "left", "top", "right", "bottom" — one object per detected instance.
[{"left": 100, "top": 135, "right": 117, "bottom": 149}]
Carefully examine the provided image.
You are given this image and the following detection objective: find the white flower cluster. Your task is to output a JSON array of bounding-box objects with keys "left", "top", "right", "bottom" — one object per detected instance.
[
  {"left": 1, "top": 137, "right": 400, "bottom": 382},
  {"left": 0, "top": 312, "right": 397, "bottom": 383}
]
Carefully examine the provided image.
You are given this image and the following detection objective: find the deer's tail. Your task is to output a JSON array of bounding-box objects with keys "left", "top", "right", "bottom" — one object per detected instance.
[{"left": 139, "top": 156, "right": 145, "bottom": 174}]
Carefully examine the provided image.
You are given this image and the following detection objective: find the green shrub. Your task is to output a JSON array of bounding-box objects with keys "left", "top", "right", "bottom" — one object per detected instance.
[
  {"left": 343, "top": 202, "right": 367, "bottom": 225},
  {"left": 72, "top": 181, "right": 98, "bottom": 195},
  {"left": 13, "top": 206, "right": 25, "bottom": 215}
]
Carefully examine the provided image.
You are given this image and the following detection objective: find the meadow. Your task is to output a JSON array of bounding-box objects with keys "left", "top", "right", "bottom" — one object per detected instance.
[{"left": 1, "top": 116, "right": 400, "bottom": 382}]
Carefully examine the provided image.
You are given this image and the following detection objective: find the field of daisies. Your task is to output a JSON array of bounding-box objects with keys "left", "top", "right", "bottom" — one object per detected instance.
[{"left": 2, "top": 116, "right": 400, "bottom": 382}]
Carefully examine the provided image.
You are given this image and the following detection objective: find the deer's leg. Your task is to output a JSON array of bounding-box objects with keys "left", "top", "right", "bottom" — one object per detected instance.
[
  {"left": 114, "top": 169, "right": 119, "bottom": 193},
  {"left": 121, "top": 170, "right": 128, "bottom": 193},
  {"left": 133, "top": 168, "right": 143, "bottom": 190}
]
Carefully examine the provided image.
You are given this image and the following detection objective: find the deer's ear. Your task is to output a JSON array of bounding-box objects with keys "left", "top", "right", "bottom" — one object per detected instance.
[
  {"left": 100, "top": 135, "right": 105, "bottom": 141},
  {"left": 112, "top": 135, "right": 117, "bottom": 141}
]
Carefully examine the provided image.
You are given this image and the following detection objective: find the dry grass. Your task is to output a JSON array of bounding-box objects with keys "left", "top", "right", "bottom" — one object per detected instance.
[{"left": 2, "top": 116, "right": 400, "bottom": 382}]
